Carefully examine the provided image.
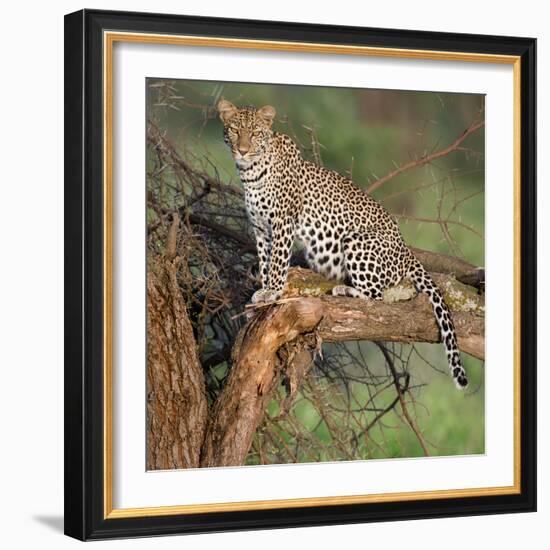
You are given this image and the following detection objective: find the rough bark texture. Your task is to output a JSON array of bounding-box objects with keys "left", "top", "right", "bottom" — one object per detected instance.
[
  {"left": 146, "top": 217, "right": 208, "bottom": 470},
  {"left": 317, "top": 294, "right": 484, "bottom": 359},
  {"left": 199, "top": 300, "right": 324, "bottom": 467}
]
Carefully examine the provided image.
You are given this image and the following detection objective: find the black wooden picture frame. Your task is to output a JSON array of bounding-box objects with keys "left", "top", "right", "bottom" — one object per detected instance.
[{"left": 64, "top": 9, "right": 536, "bottom": 541}]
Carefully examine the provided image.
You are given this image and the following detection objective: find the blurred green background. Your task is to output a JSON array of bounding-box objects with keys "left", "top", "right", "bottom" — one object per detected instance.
[{"left": 147, "top": 78, "right": 485, "bottom": 462}]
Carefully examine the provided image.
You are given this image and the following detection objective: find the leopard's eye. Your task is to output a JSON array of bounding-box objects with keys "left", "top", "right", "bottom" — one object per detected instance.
[
  {"left": 252, "top": 130, "right": 261, "bottom": 137},
  {"left": 227, "top": 127, "right": 238, "bottom": 134}
]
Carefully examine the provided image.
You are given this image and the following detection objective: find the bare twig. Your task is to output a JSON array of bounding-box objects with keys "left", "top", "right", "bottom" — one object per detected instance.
[
  {"left": 377, "top": 343, "right": 430, "bottom": 456},
  {"left": 367, "top": 119, "right": 484, "bottom": 194}
]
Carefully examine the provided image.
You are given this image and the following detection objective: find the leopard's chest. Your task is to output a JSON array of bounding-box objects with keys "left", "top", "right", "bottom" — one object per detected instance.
[
  {"left": 244, "top": 185, "right": 275, "bottom": 229},
  {"left": 240, "top": 158, "right": 297, "bottom": 229}
]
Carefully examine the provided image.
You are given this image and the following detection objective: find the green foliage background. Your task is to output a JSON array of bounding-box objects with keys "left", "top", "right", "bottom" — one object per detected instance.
[{"left": 148, "top": 78, "right": 485, "bottom": 462}]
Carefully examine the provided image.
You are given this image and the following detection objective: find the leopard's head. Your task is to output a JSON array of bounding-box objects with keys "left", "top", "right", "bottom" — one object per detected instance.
[{"left": 217, "top": 100, "right": 276, "bottom": 168}]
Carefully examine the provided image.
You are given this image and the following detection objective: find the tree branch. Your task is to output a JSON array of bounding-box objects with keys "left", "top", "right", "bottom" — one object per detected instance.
[
  {"left": 376, "top": 343, "right": 429, "bottom": 456},
  {"left": 366, "top": 119, "right": 484, "bottom": 194},
  {"left": 312, "top": 274, "right": 484, "bottom": 360},
  {"left": 410, "top": 247, "right": 484, "bottom": 289}
]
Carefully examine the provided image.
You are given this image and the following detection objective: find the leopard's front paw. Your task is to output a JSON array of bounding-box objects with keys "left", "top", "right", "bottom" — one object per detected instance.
[{"left": 251, "top": 288, "right": 282, "bottom": 304}]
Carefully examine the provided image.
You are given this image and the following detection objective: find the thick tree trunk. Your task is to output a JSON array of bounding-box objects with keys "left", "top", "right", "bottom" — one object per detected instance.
[{"left": 146, "top": 217, "right": 208, "bottom": 470}]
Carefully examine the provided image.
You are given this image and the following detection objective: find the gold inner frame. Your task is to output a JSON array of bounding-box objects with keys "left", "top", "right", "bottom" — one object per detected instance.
[{"left": 103, "top": 30, "right": 522, "bottom": 519}]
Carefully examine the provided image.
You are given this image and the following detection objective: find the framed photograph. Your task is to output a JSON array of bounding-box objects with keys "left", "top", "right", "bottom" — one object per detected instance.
[{"left": 64, "top": 9, "right": 536, "bottom": 540}]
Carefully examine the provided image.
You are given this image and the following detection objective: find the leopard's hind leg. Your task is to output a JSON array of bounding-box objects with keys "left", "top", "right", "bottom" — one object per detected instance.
[
  {"left": 331, "top": 231, "right": 468, "bottom": 390},
  {"left": 332, "top": 231, "right": 400, "bottom": 300}
]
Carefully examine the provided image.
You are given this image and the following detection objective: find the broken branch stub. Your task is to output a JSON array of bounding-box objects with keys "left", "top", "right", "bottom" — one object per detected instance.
[{"left": 200, "top": 299, "right": 324, "bottom": 467}]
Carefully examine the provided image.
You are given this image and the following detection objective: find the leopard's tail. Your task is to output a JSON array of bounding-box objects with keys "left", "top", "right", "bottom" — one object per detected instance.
[{"left": 406, "top": 256, "right": 468, "bottom": 389}]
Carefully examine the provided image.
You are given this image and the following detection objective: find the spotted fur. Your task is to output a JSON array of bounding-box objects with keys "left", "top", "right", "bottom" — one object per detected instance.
[{"left": 217, "top": 100, "right": 468, "bottom": 389}]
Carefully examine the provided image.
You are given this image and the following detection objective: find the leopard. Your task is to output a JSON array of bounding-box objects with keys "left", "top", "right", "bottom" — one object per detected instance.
[{"left": 217, "top": 99, "right": 468, "bottom": 389}]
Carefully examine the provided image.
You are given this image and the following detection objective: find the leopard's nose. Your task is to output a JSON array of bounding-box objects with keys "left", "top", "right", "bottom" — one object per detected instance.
[{"left": 238, "top": 145, "right": 250, "bottom": 155}]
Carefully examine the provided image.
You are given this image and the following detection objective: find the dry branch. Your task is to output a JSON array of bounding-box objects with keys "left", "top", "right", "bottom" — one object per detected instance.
[
  {"left": 366, "top": 119, "right": 484, "bottom": 194},
  {"left": 377, "top": 343, "right": 429, "bottom": 456},
  {"left": 200, "top": 300, "right": 324, "bottom": 467},
  {"left": 410, "top": 247, "right": 484, "bottom": 289}
]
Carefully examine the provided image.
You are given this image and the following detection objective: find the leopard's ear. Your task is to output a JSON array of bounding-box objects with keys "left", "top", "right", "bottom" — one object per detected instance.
[
  {"left": 257, "top": 105, "right": 276, "bottom": 127},
  {"left": 217, "top": 99, "right": 237, "bottom": 124}
]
